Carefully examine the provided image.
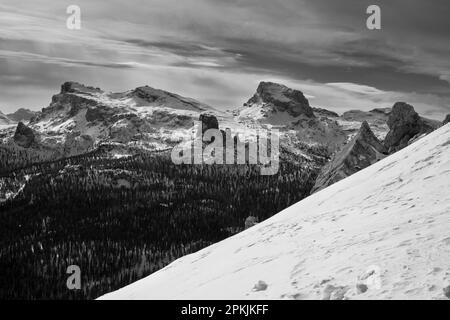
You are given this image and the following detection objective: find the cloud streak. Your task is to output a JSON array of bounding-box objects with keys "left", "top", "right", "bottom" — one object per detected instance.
[{"left": 0, "top": 0, "right": 448, "bottom": 119}]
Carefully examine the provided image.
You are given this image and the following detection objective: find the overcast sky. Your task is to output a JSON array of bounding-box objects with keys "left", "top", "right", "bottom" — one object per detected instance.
[{"left": 0, "top": 0, "right": 449, "bottom": 119}]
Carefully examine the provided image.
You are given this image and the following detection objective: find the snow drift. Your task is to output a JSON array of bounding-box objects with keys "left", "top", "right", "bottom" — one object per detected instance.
[{"left": 100, "top": 124, "right": 450, "bottom": 300}]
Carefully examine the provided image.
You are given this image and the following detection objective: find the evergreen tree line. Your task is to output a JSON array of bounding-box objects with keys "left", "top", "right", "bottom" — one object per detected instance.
[{"left": 0, "top": 143, "right": 328, "bottom": 299}]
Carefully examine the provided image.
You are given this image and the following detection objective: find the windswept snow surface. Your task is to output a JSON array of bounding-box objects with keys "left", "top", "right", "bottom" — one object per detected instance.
[{"left": 100, "top": 124, "right": 450, "bottom": 300}]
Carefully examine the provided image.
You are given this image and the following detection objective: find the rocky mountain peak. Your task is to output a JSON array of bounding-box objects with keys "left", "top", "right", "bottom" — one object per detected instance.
[
  {"left": 245, "top": 81, "right": 315, "bottom": 118},
  {"left": 384, "top": 102, "right": 434, "bottom": 153},
  {"left": 387, "top": 102, "right": 419, "bottom": 127},
  {"left": 312, "top": 121, "right": 387, "bottom": 193},
  {"left": 60, "top": 81, "right": 103, "bottom": 95},
  {"left": 359, "top": 120, "right": 372, "bottom": 135},
  {"left": 13, "top": 121, "right": 35, "bottom": 148}
]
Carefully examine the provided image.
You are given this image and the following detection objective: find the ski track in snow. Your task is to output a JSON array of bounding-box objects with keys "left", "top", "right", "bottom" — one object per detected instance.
[{"left": 102, "top": 124, "right": 450, "bottom": 300}]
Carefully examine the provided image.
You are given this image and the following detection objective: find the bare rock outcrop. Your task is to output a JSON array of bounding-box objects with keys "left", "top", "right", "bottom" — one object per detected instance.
[
  {"left": 384, "top": 102, "right": 434, "bottom": 153},
  {"left": 443, "top": 114, "right": 450, "bottom": 126},
  {"left": 13, "top": 122, "right": 35, "bottom": 148},
  {"left": 312, "top": 121, "right": 387, "bottom": 192},
  {"left": 199, "top": 113, "right": 219, "bottom": 134}
]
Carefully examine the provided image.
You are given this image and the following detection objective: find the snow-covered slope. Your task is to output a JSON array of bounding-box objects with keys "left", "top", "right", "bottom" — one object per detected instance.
[{"left": 100, "top": 124, "right": 450, "bottom": 300}]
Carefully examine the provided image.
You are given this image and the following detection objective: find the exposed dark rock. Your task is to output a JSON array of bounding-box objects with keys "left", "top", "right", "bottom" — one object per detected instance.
[
  {"left": 312, "top": 107, "right": 339, "bottom": 118},
  {"left": 253, "top": 280, "right": 268, "bottom": 291},
  {"left": 443, "top": 114, "right": 450, "bottom": 126},
  {"left": 31, "top": 91, "right": 99, "bottom": 124},
  {"left": 130, "top": 86, "right": 208, "bottom": 111},
  {"left": 13, "top": 122, "right": 35, "bottom": 148},
  {"left": 312, "top": 121, "right": 387, "bottom": 193},
  {"left": 384, "top": 102, "right": 434, "bottom": 153},
  {"left": 322, "top": 284, "right": 349, "bottom": 300},
  {"left": 245, "top": 82, "right": 315, "bottom": 118},
  {"left": 61, "top": 82, "right": 103, "bottom": 94},
  {"left": 86, "top": 105, "right": 120, "bottom": 123},
  {"left": 132, "top": 86, "right": 161, "bottom": 103},
  {"left": 199, "top": 113, "right": 219, "bottom": 134},
  {"left": 443, "top": 285, "right": 450, "bottom": 299},
  {"left": 244, "top": 216, "right": 259, "bottom": 229},
  {"left": 356, "top": 283, "right": 368, "bottom": 294}
]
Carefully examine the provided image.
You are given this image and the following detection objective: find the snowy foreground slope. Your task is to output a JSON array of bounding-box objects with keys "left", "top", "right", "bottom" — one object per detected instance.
[{"left": 100, "top": 124, "right": 450, "bottom": 300}]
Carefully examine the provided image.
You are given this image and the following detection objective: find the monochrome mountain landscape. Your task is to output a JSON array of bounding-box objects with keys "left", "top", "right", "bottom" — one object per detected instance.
[
  {"left": 101, "top": 123, "right": 450, "bottom": 300},
  {"left": 1, "top": 79, "right": 448, "bottom": 299}
]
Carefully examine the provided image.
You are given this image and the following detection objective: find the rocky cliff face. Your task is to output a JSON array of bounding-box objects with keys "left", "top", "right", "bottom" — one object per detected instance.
[
  {"left": 443, "top": 114, "right": 450, "bottom": 126},
  {"left": 245, "top": 81, "right": 315, "bottom": 118},
  {"left": 13, "top": 122, "right": 35, "bottom": 148},
  {"left": 312, "top": 121, "right": 387, "bottom": 193},
  {"left": 199, "top": 113, "right": 219, "bottom": 133},
  {"left": 384, "top": 102, "right": 435, "bottom": 153},
  {"left": 311, "top": 102, "right": 441, "bottom": 192}
]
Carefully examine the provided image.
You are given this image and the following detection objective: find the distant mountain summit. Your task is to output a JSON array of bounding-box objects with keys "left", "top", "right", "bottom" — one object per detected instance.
[
  {"left": 127, "top": 85, "right": 210, "bottom": 111},
  {"left": 244, "top": 81, "right": 315, "bottom": 118},
  {"left": 9, "top": 81, "right": 218, "bottom": 157},
  {"left": 6, "top": 108, "right": 37, "bottom": 122}
]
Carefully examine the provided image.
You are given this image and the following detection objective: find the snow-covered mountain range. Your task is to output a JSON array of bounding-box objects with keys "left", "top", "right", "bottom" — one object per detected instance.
[
  {"left": 1, "top": 80, "right": 445, "bottom": 195},
  {"left": 100, "top": 123, "right": 450, "bottom": 300}
]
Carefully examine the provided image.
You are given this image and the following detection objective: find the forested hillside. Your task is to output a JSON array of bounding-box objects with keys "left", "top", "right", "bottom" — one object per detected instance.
[{"left": 0, "top": 144, "right": 327, "bottom": 299}]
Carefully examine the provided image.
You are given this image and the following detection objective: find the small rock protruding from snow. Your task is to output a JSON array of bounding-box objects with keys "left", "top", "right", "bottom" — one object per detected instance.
[
  {"left": 253, "top": 280, "right": 268, "bottom": 292},
  {"left": 244, "top": 216, "right": 259, "bottom": 229},
  {"left": 356, "top": 283, "right": 368, "bottom": 294},
  {"left": 443, "top": 285, "right": 450, "bottom": 299},
  {"left": 356, "top": 266, "right": 382, "bottom": 294},
  {"left": 322, "top": 284, "right": 349, "bottom": 300}
]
